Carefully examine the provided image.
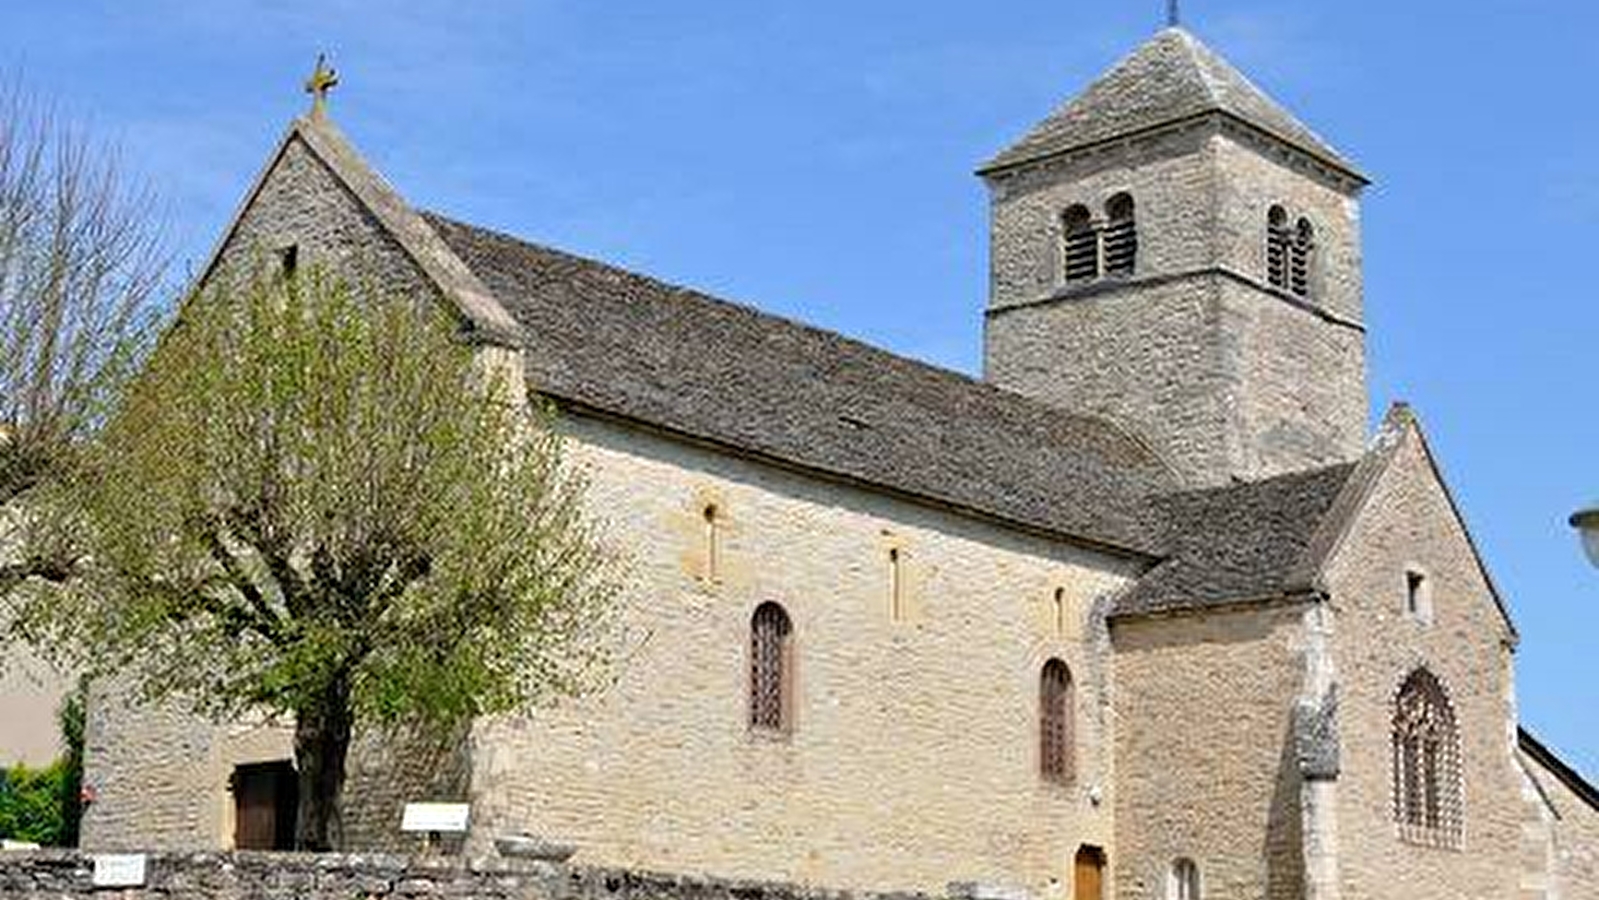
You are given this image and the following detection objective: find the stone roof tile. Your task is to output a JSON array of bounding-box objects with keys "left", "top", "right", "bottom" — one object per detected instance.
[
  {"left": 422, "top": 212, "right": 1181, "bottom": 556},
  {"left": 982, "top": 28, "right": 1362, "bottom": 179}
]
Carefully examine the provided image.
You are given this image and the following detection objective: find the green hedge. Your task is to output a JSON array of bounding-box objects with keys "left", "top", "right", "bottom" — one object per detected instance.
[{"left": 0, "top": 685, "right": 83, "bottom": 846}]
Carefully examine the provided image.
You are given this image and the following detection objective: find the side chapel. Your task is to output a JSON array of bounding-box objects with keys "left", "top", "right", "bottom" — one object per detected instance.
[{"left": 78, "top": 25, "right": 1599, "bottom": 900}]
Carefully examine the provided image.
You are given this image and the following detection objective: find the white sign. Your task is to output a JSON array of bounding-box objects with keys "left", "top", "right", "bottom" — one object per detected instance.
[
  {"left": 93, "top": 854, "right": 147, "bottom": 888},
  {"left": 400, "top": 802, "right": 470, "bottom": 833}
]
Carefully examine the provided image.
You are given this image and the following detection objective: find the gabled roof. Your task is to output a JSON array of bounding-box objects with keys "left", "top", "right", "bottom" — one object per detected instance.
[
  {"left": 1289, "top": 404, "right": 1518, "bottom": 642},
  {"left": 1114, "top": 404, "right": 1521, "bottom": 635},
  {"left": 980, "top": 27, "right": 1364, "bottom": 181},
  {"left": 1520, "top": 727, "right": 1599, "bottom": 813},
  {"left": 1112, "top": 461, "right": 1357, "bottom": 617},
  {"left": 422, "top": 213, "right": 1180, "bottom": 557},
  {"left": 196, "top": 114, "right": 523, "bottom": 347}
]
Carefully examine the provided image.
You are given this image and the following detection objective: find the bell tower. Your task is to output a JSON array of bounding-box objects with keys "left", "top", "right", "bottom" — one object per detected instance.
[{"left": 980, "top": 28, "right": 1369, "bottom": 487}]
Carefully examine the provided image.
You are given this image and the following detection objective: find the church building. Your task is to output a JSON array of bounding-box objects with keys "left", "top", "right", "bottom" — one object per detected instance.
[{"left": 77, "top": 25, "right": 1599, "bottom": 900}]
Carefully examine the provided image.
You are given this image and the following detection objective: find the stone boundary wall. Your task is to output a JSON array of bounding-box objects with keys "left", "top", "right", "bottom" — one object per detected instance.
[{"left": 0, "top": 852, "right": 943, "bottom": 900}]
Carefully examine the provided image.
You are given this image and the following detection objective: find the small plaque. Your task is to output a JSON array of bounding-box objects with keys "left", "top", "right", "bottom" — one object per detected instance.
[
  {"left": 400, "top": 802, "right": 470, "bottom": 833},
  {"left": 93, "top": 854, "right": 147, "bottom": 888}
]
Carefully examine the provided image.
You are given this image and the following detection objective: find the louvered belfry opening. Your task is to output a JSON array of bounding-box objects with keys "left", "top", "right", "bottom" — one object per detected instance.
[
  {"left": 1040, "top": 658, "right": 1073, "bottom": 783},
  {"left": 1392, "top": 668, "right": 1464, "bottom": 849},
  {"left": 1266, "top": 205, "right": 1291, "bottom": 289},
  {"left": 750, "top": 602, "right": 793, "bottom": 733},
  {"left": 1102, "top": 193, "right": 1137, "bottom": 277},
  {"left": 1290, "top": 217, "right": 1315, "bottom": 297},
  {"left": 1063, "top": 205, "right": 1098, "bottom": 283}
]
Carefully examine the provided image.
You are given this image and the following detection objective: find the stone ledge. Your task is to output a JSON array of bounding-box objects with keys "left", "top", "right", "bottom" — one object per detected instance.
[{"left": 0, "top": 852, "right": 943, "bottom": 900}]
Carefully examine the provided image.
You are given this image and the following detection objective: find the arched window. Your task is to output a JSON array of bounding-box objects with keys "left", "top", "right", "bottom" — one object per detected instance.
[
  {"left": 1392, "top": 668, "right": 1463, "bottom": 847},
  {"left": 1103, "top": 193, "right": 1137, "bottom": 276},
  {"left": 749, "top": 602, "right": 793, "bottom": 733},
  {"left": 1266, "top": 205, "right": 1291, "bottom": 289},
  {"left": 1290, "top": 217, "right": 1316, "bottom": 298},
  {"left": 1040, "top": 658, "right": 1074, "bottom": 783},
  {"left": 1168, "top": 859, "right": 1201, "bottom": 900},
  {"left": 1062, "top": 205, "right": 1098, "bottom": 283}
]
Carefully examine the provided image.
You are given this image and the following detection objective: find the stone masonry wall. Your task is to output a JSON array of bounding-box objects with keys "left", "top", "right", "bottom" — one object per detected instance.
[
  {"left": 1110, "top": 602, "right": 1310, "bottom": 900},
  {"left": 983, "top": 124, "right": 1367, "bottom": 487},
  {"left": 1519, "top": 748, "right": 1599, "bottom": 900},
  {"left": 1320, "top": 423, "right": 1523, "bottom": 899},
  {"left": 466, "top": 412, "right": 1143, "bottom": 895},
  {"left": 0, "top": 851, "right": 941, "bottom": 900},
  {"left": 81, "top": 130, "right": 463, "bottom": 852}
]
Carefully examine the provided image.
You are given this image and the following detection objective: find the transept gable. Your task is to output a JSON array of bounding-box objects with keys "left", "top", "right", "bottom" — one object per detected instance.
[{"left": 196, "top": 114, "right": 522, "bottom": 347}]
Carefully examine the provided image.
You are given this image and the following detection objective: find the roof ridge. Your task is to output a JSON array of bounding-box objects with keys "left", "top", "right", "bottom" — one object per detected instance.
[{"left": 419, "top": 209, "right": 1178, "bottom": 479}]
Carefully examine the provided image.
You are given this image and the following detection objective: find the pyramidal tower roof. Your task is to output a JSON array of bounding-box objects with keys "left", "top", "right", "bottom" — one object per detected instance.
[{"left": 981, "top": 27, "right": 1364, "bottom": 181}]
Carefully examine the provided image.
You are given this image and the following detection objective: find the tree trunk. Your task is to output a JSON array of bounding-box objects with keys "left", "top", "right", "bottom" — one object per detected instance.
[{"left": 293, "top": 674, "right": 354, "bottom": 851}]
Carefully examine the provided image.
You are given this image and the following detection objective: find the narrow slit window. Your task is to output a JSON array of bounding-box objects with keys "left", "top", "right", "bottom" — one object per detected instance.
[
  {"left": 278, "top": 243, "right": 300, "bottom": 279},
  {"left": 703, "top": 504, "right": 720, "bottom": 581},
  {"left": 1062, "top": 205, "right": 1098, "bottom": 283},
  {"left": 1102, "top": 193, "right": 1137, "bottom": 276},
  {"left": 888, "top": 548, "right": 903, "bottom": 623},
  {"left": 1405, "top": 568, "right": 1433, "bottom": 623},
  {"left": 1053, "top": 587, "right": 1066, "bottom": 637},
  {"left": 1168, "top": 859, "right": 1200, "bottom": 900}
]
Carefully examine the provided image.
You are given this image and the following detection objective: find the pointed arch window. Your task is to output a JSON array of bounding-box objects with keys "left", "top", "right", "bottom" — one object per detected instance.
[
  {"left": 1266, "top": 205, "right": 1291, "bottom": 289},
  {"left": 1103, "top": 193, "right": 1137, "bottom": 276},
  {"left": 1062, "top": 205, "right": 1098, "bottom": 283},
  {"left": 1040, "top": 658, "right": 1074, "bottom": 783},
  {"left": 749, "top": 602, "right": 793, "bottom": 733},
  {"left": 1392, "top": 668, "right": 1463, "bottom": 848},
  {"left": 1290, "top": 217, "right": 1316, "bottom": 298}
]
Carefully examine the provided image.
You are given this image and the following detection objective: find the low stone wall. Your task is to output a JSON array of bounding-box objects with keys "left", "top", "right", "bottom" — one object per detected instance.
[{"left": 0, "top": 851, "right": 938, "bottom": 900}]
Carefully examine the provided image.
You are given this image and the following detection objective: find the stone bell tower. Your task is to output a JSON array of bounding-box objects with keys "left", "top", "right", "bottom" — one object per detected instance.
[{"left": 979, "top": 27, "right": 1370, "bottom": 487}]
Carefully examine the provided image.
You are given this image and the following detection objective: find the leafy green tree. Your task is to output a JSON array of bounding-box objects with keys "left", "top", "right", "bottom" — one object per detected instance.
[{"left": 16, "top": 269, "right": 619, "bottom": 850}]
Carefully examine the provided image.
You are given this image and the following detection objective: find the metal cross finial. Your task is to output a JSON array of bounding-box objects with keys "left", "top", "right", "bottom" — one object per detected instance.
[
  {"left": 1167, "top": 0, "right": 1180, "bottom": 27},
  {"left": 304, "top": 53, "right": 339, "bottom": 118}
]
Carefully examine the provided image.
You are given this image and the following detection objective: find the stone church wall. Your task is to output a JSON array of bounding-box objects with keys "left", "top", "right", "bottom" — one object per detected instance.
[
  {"left": 80, "top": 130, "right": 474, "bottom": 852},
  {"left": 465, "top": 412, "right": 1143, "bottom": 894},
  {"left": 1320, "top": 425, "right": 1523, "bottom": 899},
  {"left": 1109, "top": 602, "right": 1310, "bottom": 900},
  {"left": 983, "top": 127, "right": 1368, "bottom": 488},
  {"left": 79, "top": 120, "right": 1150, "bottom": 893}
]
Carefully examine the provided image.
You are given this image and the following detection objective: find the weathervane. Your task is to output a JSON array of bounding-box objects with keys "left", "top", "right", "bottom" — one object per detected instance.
[
  {"left": 1167, "top": 0, "right": 1180, "bottom": 27},
  {"left": 304, "top": 53, "right": 339, "bottom": 118}
]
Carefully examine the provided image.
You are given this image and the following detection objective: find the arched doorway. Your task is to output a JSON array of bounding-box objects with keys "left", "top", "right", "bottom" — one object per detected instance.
[{"left": 1074, "top": 845, "right": 1106, "bottom": 900}]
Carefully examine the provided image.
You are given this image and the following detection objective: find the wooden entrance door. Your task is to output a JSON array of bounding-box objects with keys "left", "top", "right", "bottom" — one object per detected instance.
[
  {"left": 233, "top": 761, "right": 298, "bottom": 850},
  {"left": 1073, "top": 845, "right": 1105, "bottom": 900}
]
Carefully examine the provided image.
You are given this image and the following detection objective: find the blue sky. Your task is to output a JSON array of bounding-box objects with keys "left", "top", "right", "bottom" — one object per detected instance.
[{"left": 4, "top": 2, "right": 1596, "bottom": 775}]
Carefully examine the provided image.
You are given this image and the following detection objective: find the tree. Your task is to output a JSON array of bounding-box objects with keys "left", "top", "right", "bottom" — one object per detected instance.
[
  {"left": 16, "top": 269, "right": 619, "bottom": 850},
  {"left": 0, "top": 87, "right": 165, "bottom": 591}
]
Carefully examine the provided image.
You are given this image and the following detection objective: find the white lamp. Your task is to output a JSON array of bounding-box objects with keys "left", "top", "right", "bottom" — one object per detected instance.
[{"left": 1572, "top": 503, "right": 1599, "bottom": 568}]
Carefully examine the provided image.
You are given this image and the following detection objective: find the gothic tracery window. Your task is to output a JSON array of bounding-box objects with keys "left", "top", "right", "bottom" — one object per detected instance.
[
  {"left": 749, "top": 602, "right": 793, "bottom": 733},
  {"left": 1392, "top": 668, "right": 1463, "bottom": 848},
  {"left": 1040, "top": 658, "right": 1074, "bottom": 783}
]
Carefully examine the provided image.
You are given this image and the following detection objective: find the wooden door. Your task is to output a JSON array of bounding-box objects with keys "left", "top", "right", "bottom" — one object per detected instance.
[
  {"left": 233, "top": 761, "right": 297, "bottom": 850},
  {"left": 1073, "top": 846, "right": 1105, "bottom": 900}
]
